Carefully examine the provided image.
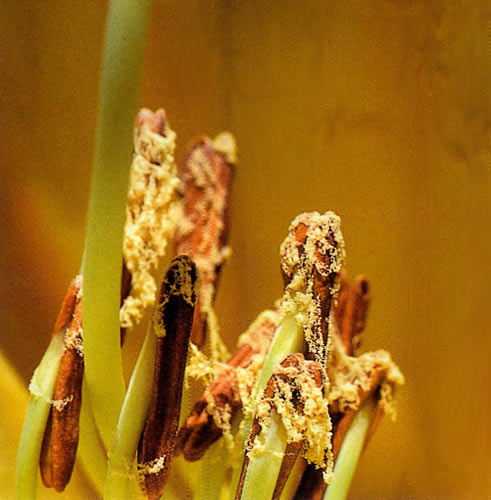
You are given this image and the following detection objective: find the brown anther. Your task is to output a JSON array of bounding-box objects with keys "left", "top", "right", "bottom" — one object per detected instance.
[
  {"left": 333, "top": 270, "right": 349, "bottom": 329},
  {"left": 174, "top": 135, "right": 235, "bottom": 348},
  {"left": 271, "top": 441, "right": 304, "bottom": 500},
  {"left": 138, "top": 256, "right": 197, "bottom": 500},
  {"left": 339, "top": 275, "right": 370, "bottom": 356},
  {"left": 119, "top": 260, "right": 132, "bottom": 344},
  {"left": 40, "top": 277, "right": 83, "bottom": 492},
  {"left": 176, "top": 311, "right": 277, "bottom": 461},
  {"left": 294, "top": 273, "right": 377, "bottom": 500},
  {"left": 280, "top": 221, "right": 309, "bottom": 287},
  {"left": 52, "top": 276, "right": 81, "bottom": 336},
  {"left": 280, "top": 212, "right": 345, "bottom": 363},
  {"left": 235, "top": 354, "right": 323, "bottom": 500}
]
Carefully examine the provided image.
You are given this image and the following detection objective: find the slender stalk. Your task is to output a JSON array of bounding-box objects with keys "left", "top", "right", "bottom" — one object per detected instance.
[
  {"left": 104, "top": 326, "right": 156, "bottom": 499},
  {"left": 82, "top": 0, "right": 152, "bottom": 450},
  {"left": 15, "top": 334, "right": 64, "bottom": 500},
  {"left": 323, "top": 397, "right": 377, "bottom": 500},
  {"left": 239, "top": 412, "right": 288, "bottom": 500},
  {"left": 193, "top": 439, "right": 230, "bottom": 500},
  {"left": 77, "top": 380, "right": 109, "bottom": 495}
]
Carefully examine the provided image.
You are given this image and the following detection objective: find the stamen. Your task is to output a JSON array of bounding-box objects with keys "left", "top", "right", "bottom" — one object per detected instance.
[
  {"left": 40, "top": 283, "right": 83, "bottom": 492},
  {"left": 120, "top": 108, "right": 181, "bottom": 330},
  {"left": 174, "top": 134, "right": 236, "bottom": 353},
  {"left": 137, "top": 256, "right": 197, "bottom": 500},
  {"left": 176, "top": 309, "right": 279, "bottom": 461}
]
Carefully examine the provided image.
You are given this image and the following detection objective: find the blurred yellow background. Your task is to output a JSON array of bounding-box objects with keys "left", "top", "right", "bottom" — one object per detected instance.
[{"left": 1, "top": 1, "right": 489, "bottom": 499}]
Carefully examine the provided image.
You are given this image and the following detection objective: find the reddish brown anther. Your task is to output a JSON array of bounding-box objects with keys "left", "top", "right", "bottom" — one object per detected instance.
[
  {"left": 339, "top": 275, "right": 370, "bottom": 356},
  {"left": 51, "top": 276, "right": 81, "bottom": 337},
  {"left": 40, "top": 277, "right": 83, "bottom": 492},
  {"left": 176, "top": 312, "right": 277, "bottom": 461},
  {"left": 174, "top": 136, "right": 235, "bottom": 348},
  {"left": 280, "top": 212, "right": 344, "bottom": 363},
  {"left": 138, "top": 256, "right": 197, "bottom": 500},
  {"left": 295, "top": 272, "right": 375, "bottom": 500},
  {"left": 333, "top": 270, "right": 349, "bottom": 341}
]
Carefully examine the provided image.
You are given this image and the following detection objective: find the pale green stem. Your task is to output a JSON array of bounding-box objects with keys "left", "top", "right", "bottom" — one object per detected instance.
[
  {"left": 193, "top": 439, "right": 229, "bottom": 500},
  {"left": 240, "top": 412, "right": 288, "bottom": 500},
  {"left": 82, "top": 0, "right": 152, "bottom": 450},
  {"left": 15, "top": 334, "right": 64, "bottom": 500},
  {"left": 193, "top": 412, "right": 242, "bottom": 500},
  {"left": 323, "top": 397, "right": 377, "bottom": 500},
  {"left": 228, "top": 314, "right": 305, "bottom": 499},
  {"left": 78, "top": 380, "right": 109, "bottom": 495},
  {"left": 104, "top": 325, "right": 156, "bottom": 499}
]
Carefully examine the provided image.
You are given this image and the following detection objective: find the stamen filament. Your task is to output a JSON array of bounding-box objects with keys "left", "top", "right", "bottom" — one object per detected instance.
[
  {"left": 77, "top": 381, "right": 108, "bottom": 494},
  {"left": 323, "top": 397, "right": 377, "bottom": 500},
  {"left": 82, "top": 0, "right": 152, "bottom": 450},
  {"left": 104, "top": 324, "right": 156, "bottom": 499},
  {"left": 239, "top": 411, "right": 288, "bottom": 500},
  {"left": 15, "top": 334, "right": 64, "bottom": 499}
]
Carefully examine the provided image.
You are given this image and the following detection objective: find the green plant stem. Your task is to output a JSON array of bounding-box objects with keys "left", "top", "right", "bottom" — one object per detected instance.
[
  {"left": 104, "top": 326, "right": 156, "bottom": 500},
  {"left": 228, "top": 314, "right": 305, "bottom": 499},
  {"left": 240, "top": 411, "right": 288, "bottom": 500},
  {"left": 193, "top": 439, "right": 229, "bottom": 500},
  {"left": 323, "top": 397, "right": 377, "bottom": 500},
  {"left": 15, "top": 334, "right": 64, "bottom": 500},
  {"left": 78, "top": 380, "right": 109, "bottom": 495},
  {"left": 82, "top": 0, "right": 152, "bottom": 450},
  {"left": 193, "top": 411, "right": 242, "bottom": 500}
]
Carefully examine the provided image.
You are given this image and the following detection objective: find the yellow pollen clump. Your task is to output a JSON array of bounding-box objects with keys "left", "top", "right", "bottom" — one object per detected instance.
[
  {"left": 327, "top": 329, "right": 404, "bottom": 417},
  {"left": 120, "top": 111, "right": 181, "bottom": 330}
]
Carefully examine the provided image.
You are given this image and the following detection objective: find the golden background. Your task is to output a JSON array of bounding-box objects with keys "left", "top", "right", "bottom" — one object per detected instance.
[{"left": 1, "top": 1, "right": 489, "bottom": 499}]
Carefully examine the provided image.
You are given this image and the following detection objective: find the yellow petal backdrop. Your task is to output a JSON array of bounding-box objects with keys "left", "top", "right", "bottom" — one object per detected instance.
[{"left": 1, "top": 1, "right": 489, "bottom": 499}]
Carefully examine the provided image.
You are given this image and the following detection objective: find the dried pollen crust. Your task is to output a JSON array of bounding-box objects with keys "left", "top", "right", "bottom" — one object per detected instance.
[
  {"left": 279, "top": 211, "right": 346, "bottom": 366},
  {"left": 249, "top": 356, "right": 334, "bottom": 482},
  {"left": 175, "top": 132, "right": 236, "bottom": 361},
  {"left": 184, "top": 309, "right": 280, "bottom": 450},
  {"left": 246, "top": 329, "right": 403, "bottom": 484},
  {"left": 121, "top": 110, "right": 181, "bottom": 330},
  {"left": 327, "top": 331, "right": 404, "bottom": 419}
]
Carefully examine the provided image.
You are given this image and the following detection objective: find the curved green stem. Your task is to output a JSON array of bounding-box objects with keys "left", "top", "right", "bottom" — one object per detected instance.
[
  {"left": 82, "top": 0, "right": 152, "bottom": 450},
  {"left": 15, "top": 334, "right": 64, "bottom": 500},
  {"left": 240, "top": 412, "right": 288, "bottom": 500},
  {"left": 323, "top": 397, "right": 377, "bottom": 500},
  {"left": 78, "top": 379, "right": 109, "bottom": 495},
  {"left": 193, "top": 435, "right": 230, "bottom": 500},
  {"left": 104, "top": 326, "right": 156, "bottom": 500}
]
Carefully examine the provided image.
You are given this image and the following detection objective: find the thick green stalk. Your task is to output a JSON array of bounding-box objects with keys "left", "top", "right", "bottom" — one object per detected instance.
[
  {"left": 78, "top": 380, "right": 109, "bottom": 495},
  {"left": 323, "top": 397, "right": 377, "bottom": 500},
  {"left": 193, "top": 439, "right": 228, "bottom": 500},
  {"left": 82, "top": 0, "right": 152, "bottom": 450},
  {"left": 254, "top": 315, "right": 305, "bottom": 398},
  {"left": 15, "top": 334, "right": 64, "bottom": 500},
  {"left": 104, "top": 326, "right": 156, "bottom": 499}
]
